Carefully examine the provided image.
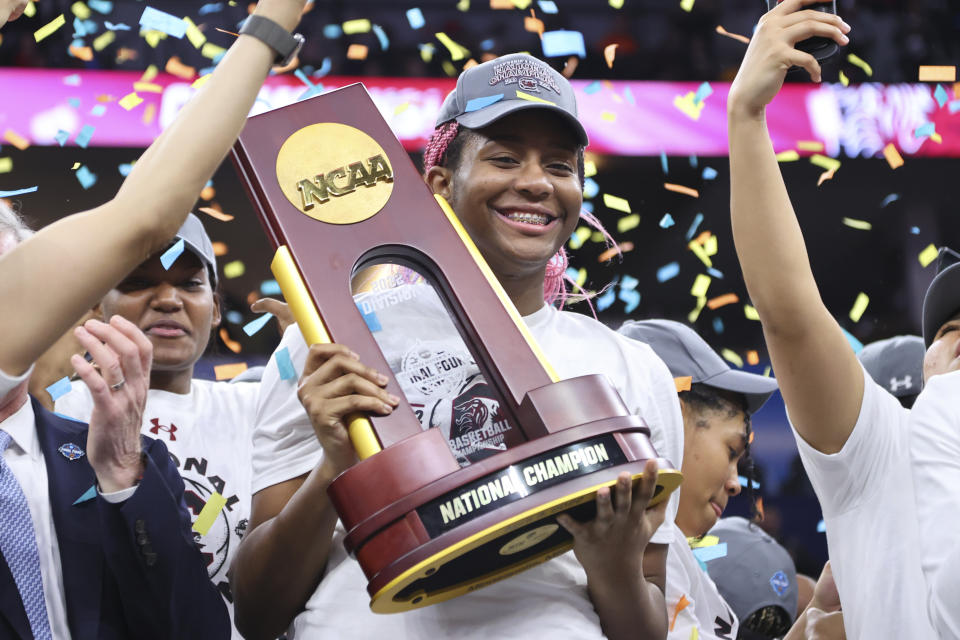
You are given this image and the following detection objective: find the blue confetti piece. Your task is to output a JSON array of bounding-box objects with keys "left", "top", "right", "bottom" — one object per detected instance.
[
  {"left": 88, "top": 0, "right": 112, "bottom": 14},
  {"left": 297, "top": 85, "right": 325, "bottom": 102},
  {"left": 702, "top": 166, "right": 718, "bottom": 180},
  {"left": 910, "top": 226, "right": 920, "bottom": 235},
  {"left": 950, "top": 100, "right": 960, "bottom": 114},
  {"left": 68, "top": 98, "right": 81, "bottom": 109},
  {"left": 596, "top": 285, "right": 617, "bottom": 312},
  {"left": 90, "top": 104, "right": 106, "bottom": 117},
  {"left": 225, "top": 310, "right": 243, "bottom": 324},
  {"left": 841, "top": 327, "right": 863, "bottom": 354},
  {"left": 313, "top": 57, "right": 332, "bottom": 77},
  {"left": 73, "top": 17, "right": 96, "bottom": 37},
  {"left": 542, "top": 30, "right": 586, "bottom": 58},
  {"left": 914, "top": 122, "right": 935, "bottom": 138},
  {"left": 817, "top": 519, "right": 826, "bottom": 532},
  {"left": 738, "top": 475, "right": 760, "bottom": 489},
  {"left": 46, "top": 376, "right": 73, "bottom": 402},
  {"left": 73, "top": 485, "right": 97, "bottom": 505},
  {"left": 480, "top": 38, "right": 495, "bottom": 51},
  {"left": 619, "top": 289, "right": 640, "bottom": 314},
  {"left": 564, "top": 267, "right": 580, "bottom": 282},
  {"left": 656, "top": 262, "right": 680, "bottom": 283},
  {"left": 581, "top": 201, "right": 593, "bottom": 213},
  {"left": 160, "top": 238, "right": 185, "bottom": 270},
  {"left": 406, "top": 7, "right": 425, "bottom": 29},
  {"left": 689, "top": 155, "right": 698, "bottom": 168},
  {"left": 706, "top": 267, "right": 724, "bottom": 279},
  {"left": 538, "top": 0, "right": 559, "bottom": 13},
  {"left": 659, "top": 213, "right": 675, "bottom": 229},
  {"left": 934, "top": 84, "right": 948, "bottom": 107},
  {"left": 198, "top": 66, "right": 216, "bottom": 77},
  {"left": 692, "top": 543, "right": 727, "bottom": 563},
  {"left": 880, "top": 193, "right": 899, "bottom": 207},
  {"left": 63, "top": 73, "right": 81, "bottom": 86},
  {"left": 623, "top": 85, "right": 635, "bottom": 106},
  {"left": 198, "top": 2, "right": 224, "bottom": 15},
  {"left": 713, "top": 317, "right": 724, "bottom": 334},
  {"left": 118, "top": 163, "right": 133, "bottom": 176},
  {"left": 659, "top": 151, "right": 668, "bottom": 174},
  {"left": 323, "top": 24, "right": 342, "bottom": 38},
  {"left": 243, "top": 313, "right": 274, "bottom": 337},
  {"left": 356, "top": 302, "right": 382, "bottom": 332},
  {"left": 465, "top": 93, "right": 504, "bottom": 112},
  {"left": 294, "top": 68, "right": 314, "bottom": 88},
  {"left": 372, "top": 24, "right": 389, "bottom": 50},
  {"left": 104, "top": 21, "right": 131, "bottom": 31},
  {"left": 54, "top": 130, "right": 70, "bottom": 146},
  {"left": 75, "top": 165, "right": 97, "bottom": 190},
  {"left": 275, "top": 347, "right": 297, "bottom": 381},
  {"left": 583, "top": 81, "right": 602, "bottom": 95},
  {"left": 75, "top": 124, "right": 96, "bottom": 149},
  {"left": 694, "top": 81, "right": 713, "bottom": 104},
  {"left": 621, "top": 275, "right": 639, "bottom": 290},
  {"left": 0, "top": 186, "right": 37, "bottom": 197},
  {"left": 686, "top": 212, "right": 704, "bottom": 240},
  {"left": 139, "top": 6, "right": 186, "bottom": 38},
  {"left": 583, "top": 177, "right": 599, "bottom": 199},
  {"left": 52, "top": 412, "right": 85, "bottom": 424},
  {"left": 260, "top": 279, "right": 282, "bottom": 296}
]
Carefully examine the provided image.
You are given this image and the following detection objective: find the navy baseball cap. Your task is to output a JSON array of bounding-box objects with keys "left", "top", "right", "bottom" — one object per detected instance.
[
  {"left": 435, "top": 53, "right": 588, "bottom": 146},
  {"left": 617, "top": 319, "right": 778, "bottom": 416},
  {"left": 922, "top": 247, "right": 960, "bottom": 347},
  {"left": 858, "top": 335, "right": 924, "bottom": 402}
]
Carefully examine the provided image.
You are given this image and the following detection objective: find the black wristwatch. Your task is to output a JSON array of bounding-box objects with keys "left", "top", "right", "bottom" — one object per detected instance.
[{"left": 240, "top": 15, "right": 305, "bottom": 67}]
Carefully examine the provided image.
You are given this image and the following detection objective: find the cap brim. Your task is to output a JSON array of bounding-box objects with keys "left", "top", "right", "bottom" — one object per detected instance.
[
  {"left": 923, "top": 263, "right": 960, "bottom": 347},
  {"left": 454, "top": 99, "right": 589, "bottom": 146},
  {"left": 174, "top": 236, "right": 218, "bottom": 285},
  {"left": 701, "top": 369, "right": 779, "bottom": 415}
]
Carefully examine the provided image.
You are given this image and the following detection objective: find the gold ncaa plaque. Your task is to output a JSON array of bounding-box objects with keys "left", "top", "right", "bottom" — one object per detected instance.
[{"left": 275, "top": 122, "right": 395, "bottom": 225}]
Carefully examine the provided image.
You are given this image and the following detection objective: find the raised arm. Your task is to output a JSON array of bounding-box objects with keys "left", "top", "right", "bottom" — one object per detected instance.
[
  {"left": 0, "top": 0, "right": 306, "bottom": 376},
  {"left": 727, "top": 0, "right": 857, "bottom": 454}
]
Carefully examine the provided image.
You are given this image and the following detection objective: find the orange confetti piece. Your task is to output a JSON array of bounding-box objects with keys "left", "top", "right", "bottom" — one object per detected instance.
[
  {"left": 524, "top": 14, "right": 544, "bottom": 36},
  {"left": 882, "top": 143, "right": 904, "bottom": 169},
  {"left": 562, "top": 55, "right": 579, "bottom": 79},
  {"left": 674, "top": 376, "right": 692, "bottom": 393},
  {"left": 748, "top": 430, "right": 755, "bottom": 444},
  {"left": 165, "top": 56, "right": 196, "bottom": 80},
  {"left": 604, "top": 43, "right": 618, "bottom": 69},
  {"left": 214, "top": 362, "right": 247, "bottom": 380},
  {"left": 664, "top": 183, "right": 699, "bottom": 198},
  {"left": 692, "top": 231, "right": 712, "bottom": 246},
  {"left": 490, "top": 0, "right": 514, "bottom": 7},
  {"left": 219, "top": 328, "right": 242, "bottom": 354},
  {"left": 756, "top": 496, "right": 765, "bottom": 521},
  {"left": 670, "top": 595, "right": 691, "bottom": 631},
  {"left": 142, "top": 103, "right": 157, "bottom": 125},
  {"left": 918, "top": 65, "right": 956, "bottom": 82},
  {"left": 198, "top": 206, "right": 234, "bottom": 222},
  {"left": 816, "top": 168, "right": 836, "bottom": 186},
  {"left": 347, "top": 43, "right": 369, "bottom": 60},
  {"left": 746, "top": 350, "right": 759, "bottom": 366},
  {"left": 199, "top": 185, "right": 215, "bottom": 200},
  {"left": 3, "top": 129, "right": 29, "bottom": 151},
  {"left": 707, "top": 293, "right": 739, "bottom": 310},
  {"left": 69, "top": 44, "right": 94, "bottom": 61},
  {"left": 597, "top": 242, "right": 633, "bottom": 263},
  {"left": 716, "top": 25, "right": 750, "bottom": 44},
  {"left": 211, "top": 241, "right": 228, "bottom": 256}
]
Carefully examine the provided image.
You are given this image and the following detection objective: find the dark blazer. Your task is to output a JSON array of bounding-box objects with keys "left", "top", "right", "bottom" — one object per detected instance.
[{"left": 0, "top": 397, "right": 230, "bottom": 639}]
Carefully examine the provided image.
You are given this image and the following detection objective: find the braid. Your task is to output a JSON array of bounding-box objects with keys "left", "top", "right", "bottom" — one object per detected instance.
[{"left": 423, "top": 121, "right": 460, "bottom": 173}]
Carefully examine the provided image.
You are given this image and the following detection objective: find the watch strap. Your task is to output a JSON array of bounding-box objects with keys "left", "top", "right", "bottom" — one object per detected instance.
[{"left": 240, "top": 14, "right": 301, "bottom": 64}]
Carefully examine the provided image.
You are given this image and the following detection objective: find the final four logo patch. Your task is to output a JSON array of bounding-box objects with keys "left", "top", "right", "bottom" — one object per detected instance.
[{"left": 58, "top": 442, "right": 84, "bottom": 461}]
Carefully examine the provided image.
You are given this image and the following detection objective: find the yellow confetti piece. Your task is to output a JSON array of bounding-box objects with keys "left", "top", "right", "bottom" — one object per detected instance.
[
  {"left": 604, "top": 43, "right": 618, "bottom": 69},
  {"left": 71, "top": 162, "right": 81, "bottom": 170},
  {"left": 441, "top": 60, "right": 457, "bottom": 76},
  {"left": 847, "top": 54, "right": 873, "bottom": 77},
  {"left": 34, "top": 14, "right": 66, "bottom": 43},
  {"left": 810, "top": 154, "right": 841, "bottom": 173},
  {"left": 142, "top": 103, "right": 157, "bottom": 125},
  {"left": 600, "top": 111, "right": 617, "bottom": 122},
  {"left": 118, "top": 92, "right": 143, "bottom": 111},
  {"left": 688, "top": 296, "right": 706, "bottom": 323},
  {"left": 918, "top": 66, "right": 956, "bottom": 82},
  {"left": 590, "top": 231, "right": 605, "bottom": 243},
  {"left": 688, "top": 534, "right": 719, "bottom": 548},
  {"left": 23, "top": 1, "right": 35, "bottom": 18},
  {"left": 342, "top": 18, "right": 372, "bottom": 34},
  {"left": 573, "top": 267, "right": 587, "bottom": 288},
  {"left": 201, "top": 42, "right": 226, "bottom": 60},
  {"left": 931, "top": 132, "right": 943, "bottom": 144},
  {"left": 690, "top": 273, "right": 711, "bottom": 298},
  {"left": 183, "top": 16, "right": 206, "bottom": 48},
  {"left": 797, "top": 140, "right": 824, "bottom": 152},
  {"left": 673, "top": 92, "right": 704, "bottom": 121},
  {"left": 882, "top": 143, "right": 904, "bottom": 169},
  {"left": 702, "top": 234, "right": 718, "bottom": 257},
  {"left": 0, "top": 158, "right": 11, "bottom": 174},
  {"left": 919, "top": 243, "right": 939, "bottom": 267},
  {"left": 680, "top": 0, "right": 695, "bottom": 11},
  {"left": 223, "top": 260, "right": 245, "bottom": 279},
  {"left": 457, "top": 0, "right": 471, "bottom": 9},
  {"left": 602, "top": 193, "right": 631, "bottom": 213},
  {"left": 838, "top": 70, "right": 849, "bottom": 86},
  {"left": 436, "top": 32, "right": 469, "bottom": 61},
  {"left": 690, "top": 627, "right": 699, "bottom": 640},
  {"left": 584, "top": 160, "right": 597, "bottom": 178},
  {"left": 214, "top": 362, "right": 247, "bottom": 381},
  {"left": 775, "top": 150, "right": 800, "bottom": 162},
  {"left": 512, "top": 0, "right": 532, "bottom": 7},
  {"left": 3, "top": 129, "right": 29, "bottom": 151},
  {"left": 133, "top": 82, "right": 163, "bottom": 93},
  {"left": 568, "top": 226, "right": 592, "bottom": 250},
  {"left": 617, "top": 214, "right": 640, "bottom": 233},
  {"left": 192, "top": 492, "right": 228, "bottom": 535},
  {"left": 141, "top": 29, "right": 163, "bottom": 48},
  {"left": 688, "top": 241, "right": 712, "bottom": 268},
  {"left": 609, "top": 0, "right": 624, "bottom": 7},
  {"left": 93, "top": 30, "right": 115, "bottom": 52},
  {"left": 346, "top": 43, "right": 369, "bottom": 60},
  {"left": 71, "top": 1, "right": 90, "bottom": 19},
  {"left": 722, "top": 349, "right": 743, "bottom": 368},
  {"left": 393, "top": 102, "right": 410, "bottom": 115},
  {"left": 744, "top": 304, "right": 760, "bottom": 321},
  {"left": 516, "top": 90, "right": 555, "bottom": 105},
  {"left": 140, "top": 65, "right": 159, "bottom": 83},
  {"left": 191, "top": 74, "right": 212, "bottom": 89},
  {"left": 842, "top": 217, "right": 871, "bottom": 230},
  {"left": 849, "top": 292, "right": 869, "bottom": 322}
]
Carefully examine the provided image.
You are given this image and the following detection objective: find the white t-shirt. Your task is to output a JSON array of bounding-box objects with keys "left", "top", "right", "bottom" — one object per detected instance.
[
  {"left": 56, "top": 377, "right": 259, "bottom": 639},
  {"left": 252, "top": 283, "right": 684, "bottom": 638},
  {"left": 909, "top": 369, "right": 960, "bottom": 639},
  {"left": 790, "top": 364, "right": 935, "bottom": 639},
  {"left": 664, "top": 528, "right": 738, "bottom": 640}
]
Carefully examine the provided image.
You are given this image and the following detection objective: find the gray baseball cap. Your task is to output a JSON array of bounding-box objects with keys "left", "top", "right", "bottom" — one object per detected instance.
[
  {"left": 858, "top": 335, "right": 924, "bottom": 402},
  {"left": 166, "top": 213, "right": 217, "bottom": 286},
  {"left": 706, "top": 517, "right": 798, "bottom": 638},
  {"left": 435, "top": 53, "right": 588, "bottom": 146},
  {"left": 617, "top": 319, "right": 778, "bottom": 416},
  {"left": 922, "top": 247, "right": 960, "bottom": 347}
]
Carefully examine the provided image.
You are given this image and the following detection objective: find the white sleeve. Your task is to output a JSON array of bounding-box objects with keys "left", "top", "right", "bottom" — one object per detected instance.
[
  {"left": 665, "top": 536, "right": 734, "bottom": 640},
  {"left": 790, "top": 363, "right": 907, "bottom": 518},
  {"left": 909, "top": 370, "right": 960, "bottom": 639},
  {"left": 0, "top": 364, "right": 32, "bottom": 402},
  {"left": 251, "top": 324, "right": 324, "bottom": 494}
]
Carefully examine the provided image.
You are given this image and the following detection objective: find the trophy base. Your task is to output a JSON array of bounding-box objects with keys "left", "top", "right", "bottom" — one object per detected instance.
[{"left": 367, "top": 464, "right": 682, "bottom": 613}]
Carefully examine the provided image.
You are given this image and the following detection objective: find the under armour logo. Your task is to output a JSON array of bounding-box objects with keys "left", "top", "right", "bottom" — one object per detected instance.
[
  {"left": 889, "top": 375, "right": 913, "bottom": 392},
  {"left": 149, "top": 418, "right": 178, "bottom": 441}
]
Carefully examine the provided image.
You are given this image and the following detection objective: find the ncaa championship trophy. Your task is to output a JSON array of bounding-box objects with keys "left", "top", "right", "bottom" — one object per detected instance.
[{"left": 231, "top": 83, "right": 682, "bottom": 613}]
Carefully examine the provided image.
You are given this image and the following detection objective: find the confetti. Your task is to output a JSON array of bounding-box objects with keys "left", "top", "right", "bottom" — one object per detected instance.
[
  {"left": 600, "top": 111, "right": 616, "bottom": 122},
  {"left": 161, "top": 238, "right": 185, "bottom": 269},
  {"left": 619, "top": 289, "right": 640, "bottom": 314},
  {"left": 192, "top": 492, "right": 227, "bottom": 535},
  {"left": 692, "top": 542, "right": 728, "bottom": 563},
  {"left": 659, "top": 213, "right": 675, "bottom": 228},
  {"left": 919, "top": 243, "right": 939, "bottom": 267},
  {"left": 165, "top": 56, "right": 196, "bottom": 80},
  {"left": 670, "top": 595, "right": 691, "bottom": 632},
  {"left": 715, "top": 25, "right": 750, "bottom": 44},
  {"left": 71, "top": 2, "right": 91, "bottom": 20},
  {"left": 657, "top": 262, "right": 680, "bottom": 283},
  {"left": 119, "top": 92, "right": 143, "bottom": 110},
  {"left": 275, "top": 347, "right": 297, "bottom": 380},
  {"left": 701, "top": 167, "right": 717, "bottom": 180},
  {"left": 93, "top": 30, "right": 115, "bottom": 51},
  {"left": 664, "top": 183, "right": 699, "bottom": 198},
  {"left": 722, "top": 349, "right": 743, "bottom": 368},
  {"left": 674, "top": 376, "right": 692, "bottom": 392},
  {"left": 693, "top": 82, "right": 713, "bottom": 104},
  {"left": 88, "top": 0, "right": 111, "bottom": 13},
  {"left": 707, "top": 293, "right": 738, "bottom": 310},
  {"left": 243, "top": 313, "right": 274, "bottom": 337},
  {"left": 686, "top": 213, "right": 704, "bottom": 240},
  {"left": 3, "top": 129, "right": 29, "bottom": 151},
  {"left": 35, "top": 14, "right": 66, "bottom": 42},
  {"left": 584, "top": 161, "right": 597, "bottom": 178},
  {"left": 673, "top": 92, "right": 704, "bottom": 120},
  {"left": 436, "top": 32, "right": 469, "bottom": 60},
  {"left": 914, "top": 122, "right": 935, "bottom": 138},
  {"left": 0, "top": 187, "right": 38, "bottom": 197},
  {"left": 817, "top": 520, "right": 826, "bottom": 533},
  {"left": 46, "top": 377, "right": 73, "bottom": 402},
  {"left": 342, "top": 19, "right": 371, "bottom": 34},
  {"left": 219, "top": 327, "right": 241, "bottom": 353},
  {"left": 603, "top": 43, "right": 618, "bottom": 69},
  {"left": 918, "top": 66, "right": 956, "bottom": 82},
  {"left": 372, "top": 24, "right": 389, "bottom": 50},
  {"left": 139, "top": 6, "right": 186, "bottom": 38},
  {"left": 688, "top": 296, "right": 707, "bottom": 323},
  {"left": 603, "top": 193, "right": 631, "bottom": 213},
  {"left": 680, "top": 0, "right": 695, "bottom": 12},
  {"left": 223, "top": 260, "right": 245, "bottom": 279},
  {"left": 214, "top": 362, "right": 248, "bottom": 381},
  {"left": 691, "top": 274, "right": 711, "bottom": 298},
  {"left": 809, "top": 154, "right": 841, "bottom": 173},
  {"left": 75, "top": 165, "right": 97, "bottom": 190},
  {"left": 406, "top": 8, "right": 425, "bottom": 29},
  {"left": 346, "top": 44, "right": 368, "bottom": 60},
  {"left": 842, "top": 217, "right": 871, "bottom": 230},
  {"left": 660, "top": 151, "right": 668, "bottom": 174},
  {"left": 568, "top": 227, "right": 592, "bottom": 250},
  {"left": 583, "top": 81, "right": 602, "bottom": 94},
  {"left": 775, "top": 150, "right": 799, "bottom": 162},
  {"left": 849, "top": 292, "right": 869, "bottom": 323},
  {"left": 596, "top": 285, "right": 617, "bottom": 312},
  {"left": 183, "top": 16, "right": 206, "bottom": 48},
  {"left": 0, "top": 158, "right": 11, "bottom": 174},
  {"left": 198, "top": 207, "right": 234, "bottom": 222},
  {"left": 797, "top": 140, "right": 824, "bottom": 152},
  {"left": 846, "top": 54, "right": 873, "bottom": 77},
  {"left": 608, "top": 0, "right": 623, "bottom": 7},
  {"left": 617, "top": 214, "right": 640, "bottom": 233},
  {"left": 537, "top": 0, "right": 558, "bottom": 13},
  {"left": 738, "top": 475, "right": 760, "bottom": 489},
  {"left": 74, "top": 124, "right": 95, "bottom": 148},
  {"left": 541, "top": 30, "right": 586, "bottom": 58},
  {"left": 525, "top": 14, "right": 544, "bottom": 36},
  {"left": 934, "top": 84, "right": 949, "bottom": 107},
  {"left": 465, "top": 94, "right": 504, "bottom": 112},
  {"left": 882, "top": 143, "right": 904, "bottom": 169},
  {"left": 841, "top": 327, "right": 863, "bottom": 353},
  {"left": 597, "top": 243, "right": 629, "bottom": 263},
  {"left": 746, "top": 351, "right": 759, "bottom": 366},
  {"left": 260, "top": 280, "right": 282, "bottom": 296},
  {"left": 838, "top": 70, "right": 849, "bottom": 86}
]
